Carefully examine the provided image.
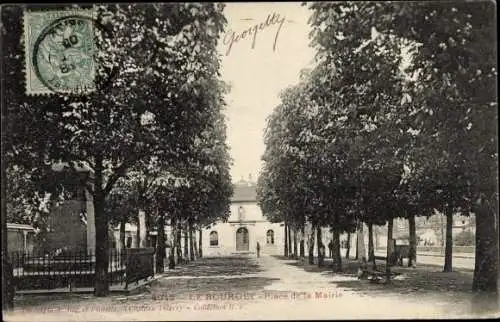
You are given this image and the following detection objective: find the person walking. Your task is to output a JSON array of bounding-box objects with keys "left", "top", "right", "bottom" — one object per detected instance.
[
  {"left": 318, "top": 243, "right": 326, "bottom": 267},
  {"left": 328, "top": 240, "right": 333, "bottom": 258},
  {"left": 256, "top": 241, "right": 261, "bottom": 258}
]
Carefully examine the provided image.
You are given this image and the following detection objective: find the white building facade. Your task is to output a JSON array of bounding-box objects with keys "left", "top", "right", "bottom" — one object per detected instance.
[{"left": 201, "top": 179, "right": 284, "bottom": 257}]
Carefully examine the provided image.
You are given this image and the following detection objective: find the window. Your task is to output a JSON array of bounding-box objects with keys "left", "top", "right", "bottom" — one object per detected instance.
[
  {"left": 266, "top": 229, "right": 274, "bottom": 244},
  {"left": 210, "top": 231, "right": 219, "bottom": 246},
  {"left": 126, "top": 236, "right": 132, "bottom": 248},
  {"left": 238, "top": 206, "right": 245, "bottom": 221}
]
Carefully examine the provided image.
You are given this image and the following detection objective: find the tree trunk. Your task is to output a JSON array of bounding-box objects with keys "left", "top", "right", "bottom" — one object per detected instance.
[
  {"left": 135, "top": 213, "right": 141, "bottom": 248},
  {"left": 183, "top": 224, "right": 189, "bottom": 261},
  {"left": 2, "top": 113, "right": 13, "bottom": 309},
  {"left": 288, "top": 225, "right": 292, "bottom": 257},
  {"left": 368, "top": 223, "right": 376, "bottom": 270},
  {"left": 198, "top": 229, "right": 203, "bottom": 258},
  {"left": 346, "top": 233, "right": 351, "bottom": 259},
  {"left": 176, "top": 221, "right": 182, "bottom": 264},
  {"left": 138, "top": 209, "right": 147, "bottom": 248},
  {"left": 354, "top": 233, "right": 359, "bottom": 260},
  {"left": 386, "top": 218, "right": 394, "bottom": 282},
  {"left": 119, "top": 219, "right": 126, "bottom": 251},
  {"left": 284, "top": 221, "right": 288, "bottom": 257},
  {"left": 189, "top": 224, "right": 195, "bottom": 261},
  {"left": 93, "top": 188, "right": 109, "bottom": 295},
  {"left": 299, "top": 226, "right": 305, "bottom": 258},
  {"left": 308, "top": 225, "right": 315, "bottom": 264},
  {"left": 408, "top": 214, "right": 417, "bottom": 268},
  {"left": 293, "top": 228, "right": 298, "bottom": 259},
  {"left": 472, "top": 196, "right": 499, "bottom": 296},
  {"left": 156, "top": 213, "right": 165, "bottom": 273},
  {"left": 368, "top": 223, "right": 374, "bottom": 261},
  {"left": 316, "top": 226, "right": 323, "bottom": 259},
  {"left": 332, "top": 226, "right": 342, "bottom": 272},
  {"left": 357, "top": 221, "right": 366, "bottom": 261},
  {"left": 168, "top": 217, "right": 176, "bottom": 269},
  {"left": 193, "top": 228, "right": 199, "bottom": 258},
  {"left": 440, "top": 211, "right": 445, "bottom": 250},
  {"left": 444, "top": 205, "right": 453, "bottom": 272}
]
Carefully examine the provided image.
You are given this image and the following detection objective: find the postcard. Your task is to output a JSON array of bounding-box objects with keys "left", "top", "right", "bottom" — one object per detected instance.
[{"left": 1, "top": 2, "right": 498, "bottom": 321}]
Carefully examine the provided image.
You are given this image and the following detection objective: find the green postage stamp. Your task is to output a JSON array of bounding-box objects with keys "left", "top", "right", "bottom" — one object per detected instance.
[{"left": 24, "top": 9, "right": 97, "bottom": 95}]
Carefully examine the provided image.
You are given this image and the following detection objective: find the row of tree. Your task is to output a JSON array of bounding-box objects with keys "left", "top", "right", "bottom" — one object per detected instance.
[
  {"left": 2, "top": 3, "right": 232, "bottom": 298},
  {"left": 257, "top": 1, "right": 497, "bottom": 296}
]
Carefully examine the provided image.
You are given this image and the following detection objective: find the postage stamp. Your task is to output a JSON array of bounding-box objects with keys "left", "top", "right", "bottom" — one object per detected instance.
[{"left": 23, "top": 9, "right": 97, "bottom": 95}]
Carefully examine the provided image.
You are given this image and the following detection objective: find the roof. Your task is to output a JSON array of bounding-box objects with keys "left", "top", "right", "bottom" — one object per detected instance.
[
  {"left": 7, "top": 223, "right": 35, "bottom": 231},
  {"left": 231, "top": 180, "right": 257, "bottom": 202}
]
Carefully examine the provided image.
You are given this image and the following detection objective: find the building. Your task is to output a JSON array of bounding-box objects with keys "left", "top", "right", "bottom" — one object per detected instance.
[
  {"left": 200, "top": 178, "right": 284, "bottom": 256},
  {"left": 7, "top": 223, "right": 36, "bottom": 254},
  {"left": 372, "top": 211, "right": 476, "bottom": 249},
  {"left": 39, "top": 163, "right": 96, "bottom": 254}
]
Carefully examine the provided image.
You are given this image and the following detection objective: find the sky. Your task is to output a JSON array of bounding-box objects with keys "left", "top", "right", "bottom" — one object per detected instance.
[{"left": 217, "top": 3, "right": 316, "bottom": 183}]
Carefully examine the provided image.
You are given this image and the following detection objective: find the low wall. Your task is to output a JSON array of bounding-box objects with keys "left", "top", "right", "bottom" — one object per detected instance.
[
  {"left": 375, "top": 245, "right": 475, "bottom": 253},
  {"left": 416, "top": 246, "right": 475, "bottom": 253}
]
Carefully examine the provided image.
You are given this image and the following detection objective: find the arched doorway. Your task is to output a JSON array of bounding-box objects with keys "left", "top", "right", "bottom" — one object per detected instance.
[
  {"left": 266, "top": 229, "right": 274, "bottom": 244},
  {"left": 236, "top": 227, "right": 249, "bottom": 251}
]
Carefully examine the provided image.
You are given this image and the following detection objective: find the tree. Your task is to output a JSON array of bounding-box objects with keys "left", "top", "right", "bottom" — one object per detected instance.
[
  {"left": 382, "top": 2, "right": 497, "bottom": 291},
  {"left": 2, "top": 3, "right": 228, "bottom": 296},
  {"left": 306, "top": 1, "right": 497, "bottom": 292},
  {"left": 306, "top": 1, "right": 420, "bottom": 276}
]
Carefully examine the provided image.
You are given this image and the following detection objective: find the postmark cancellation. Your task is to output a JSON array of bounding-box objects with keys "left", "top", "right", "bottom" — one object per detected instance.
[{"left": 23, "top": 9, "right": 97, "bottom": 95}]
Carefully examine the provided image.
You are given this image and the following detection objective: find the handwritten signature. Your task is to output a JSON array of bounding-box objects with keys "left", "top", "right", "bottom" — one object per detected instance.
[{"left": 223, "top": 12, "right": 286, "bottom": 56}]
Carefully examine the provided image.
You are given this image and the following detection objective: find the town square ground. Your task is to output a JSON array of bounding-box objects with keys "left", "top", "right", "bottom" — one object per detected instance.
[{"left": 5, "top": 253, "right": 498, "bottom": 321}]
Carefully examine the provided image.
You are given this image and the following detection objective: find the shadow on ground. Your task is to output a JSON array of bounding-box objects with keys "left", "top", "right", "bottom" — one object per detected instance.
[
  {"left": 142, "top": 255, "right": 275, "bottom": 301},
  {"left": 272, "top": 255, "right": 499, "bottom": 316},
  {"left": 13, "top": 255, "right": 270, "bottom": 309},
  {"left": 164, "top": 255, "right": 263, "bottom": 277},
  {"left": 273, "top": 255, "right": 359, "bottom": 275},
  {"left": 273, "top": 254, "right": 473, "bottom": 294}
]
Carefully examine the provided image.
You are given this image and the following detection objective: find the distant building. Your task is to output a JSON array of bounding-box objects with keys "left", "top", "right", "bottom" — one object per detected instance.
[
  {"left": 373, "top": 212, "right": 476, "bottom": 248},
  {"left": 201, "top": 178, "right": 284, "bottom": 256}
]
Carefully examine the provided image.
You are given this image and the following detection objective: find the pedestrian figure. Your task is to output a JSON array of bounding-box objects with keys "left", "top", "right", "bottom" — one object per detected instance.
[
  {"left": 328, "top": 240, "right": 333, "bottom": 258},
  {"left": 256, "top": 242, "right": 261, "bottom": 258},
  {"left": 318, "top": 243, "right": 325, "bottom": 267}
]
